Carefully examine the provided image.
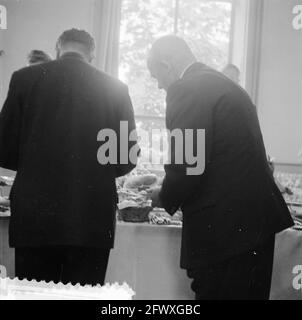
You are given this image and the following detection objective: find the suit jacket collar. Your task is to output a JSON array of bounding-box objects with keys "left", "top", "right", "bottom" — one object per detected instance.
[
  {"left": 166, "top": 62, "right": 208, "bottom": 99},
  {"left": 59, "top": 52, "right": 86, "bottom": 62},
  {"left": 181, "top": 62, "right": 208, "bottom": 79},
  {"left": 179, "top": 62, "right": 196, "bottom": 79},
  {"left": 165, "top": 62, "right": 210, "bottom": 125}
]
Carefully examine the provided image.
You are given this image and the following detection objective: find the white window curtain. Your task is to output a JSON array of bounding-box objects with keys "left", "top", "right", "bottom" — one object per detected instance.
[
  {"left": 230, "top": 0, "right": 264, "bottom": 105},
  {"left": 92, "top": 0, "right": 122, "bottom": 77}
]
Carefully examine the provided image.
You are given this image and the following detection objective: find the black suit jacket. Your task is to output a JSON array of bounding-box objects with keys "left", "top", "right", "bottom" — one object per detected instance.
[
  {"left": 0, "top": 52, "right": 138, "bottom": 248},
  {"left": 160, "top": 63, "right": 293, "bottom": 269}
]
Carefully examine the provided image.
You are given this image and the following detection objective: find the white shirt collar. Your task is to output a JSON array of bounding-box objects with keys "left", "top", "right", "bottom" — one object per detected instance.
[{"left": 179, "top": 62, "right": 195, "bottom": 79}]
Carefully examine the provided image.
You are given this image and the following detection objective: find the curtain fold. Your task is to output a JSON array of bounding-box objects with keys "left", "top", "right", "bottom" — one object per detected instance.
[{"left": 92, "top": 0, "right": 122, "bottom": 77}]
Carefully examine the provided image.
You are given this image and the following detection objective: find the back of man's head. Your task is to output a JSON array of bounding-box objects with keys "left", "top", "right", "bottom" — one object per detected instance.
[
  {"left": 56, "top": 28, "right": 95, "bottom": 63},
  {"left": 27, "top": 50, "right": 52, "bottom": 66},
  {"left": 147, "top": 35, "right": 197, "bottom": 91},
  {"left": 148, "top": 35, "right": 195, "bottom": 67},
  {"left": 222, "top": 64, "right": 240, "bottom": 84}
]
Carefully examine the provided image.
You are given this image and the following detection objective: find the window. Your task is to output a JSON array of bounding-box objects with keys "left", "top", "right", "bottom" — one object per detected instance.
[{"left": 119, "top": 0, "right": 233, "bottom": 167}]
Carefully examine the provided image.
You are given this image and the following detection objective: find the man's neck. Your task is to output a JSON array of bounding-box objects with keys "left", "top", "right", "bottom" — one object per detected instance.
[
  {"left": 179, "top": 59, "right": 197, "bottom": 79},
  {"left": 59, "top": 49, "right": 88, "bottom": 62}
]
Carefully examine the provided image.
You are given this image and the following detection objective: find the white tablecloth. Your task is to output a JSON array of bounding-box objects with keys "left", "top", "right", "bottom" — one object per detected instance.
[
  {"left": 2, "top": 217, "right": 302, "bottom": 300},
  {"left": 105, "top": 222, "right": 194, "bottom": 300}
]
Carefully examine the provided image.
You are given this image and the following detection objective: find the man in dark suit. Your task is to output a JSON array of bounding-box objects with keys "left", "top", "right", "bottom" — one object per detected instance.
[
  {"left": 0, "top": 29, "right": 138, "bottom": 285},
  {"left": 148, "top": 35, "right": 293, "bottom": 300}
]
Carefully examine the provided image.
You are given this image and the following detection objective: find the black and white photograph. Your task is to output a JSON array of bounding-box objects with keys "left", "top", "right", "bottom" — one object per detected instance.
[{"left": 0, "top": 0, "right": 302, "bottom": 304}]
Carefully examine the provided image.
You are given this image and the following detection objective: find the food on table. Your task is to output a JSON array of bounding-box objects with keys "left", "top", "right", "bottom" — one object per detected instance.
[
  {"left": 0, "top": 197, "right": 10, "bottom": 215},
  {"left": 117, "top": 189, "right": 150, "bottom": 206},
  {"left": 117, "top": 171, "right": 158, "bottom": 209},
  {"left": 149, "top": 211, "right": 171, "bottom": 225},
  {"left": 117, "top": 171, "right": 158, "bottom": 222},
  {"left": 290, "top": 205, "right": 302, "bottom": 230},
  {"left": 0, "top": 196, "right": 10, "bottom": 214},
  {"left": 118, "top": 206, "right": 153, "bottom": 223},
  {"left": 0, "top": 206, "right": 8, "bottom": 213},
  {"left": 0, "top": 196, "right": 10, "bottom": 207},
  {"left": 283, "top": 185, "right": 302, "bottom": 205},
  {"left": 116, "top": 168, "right": 183, "bottom": 224},
  {"left": 149, "top": 209, "right": 183, "bottom": 226},
  {"left": 123, "top": 174, "right": 158, "bottom": 190},
  {"left": 269, "top": 170, "right": 302, "bottom": 206},
  {"left": 0, "top": 176, "right": 14, "bottom": 186}
]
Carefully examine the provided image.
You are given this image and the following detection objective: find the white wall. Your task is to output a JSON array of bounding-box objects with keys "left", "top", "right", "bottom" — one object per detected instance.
[
  {"left": 0, "top": 8, "right": 6, "bottom": 108},
  {"left": 257, "top": 0, "right": 302, "bottom": 166}
]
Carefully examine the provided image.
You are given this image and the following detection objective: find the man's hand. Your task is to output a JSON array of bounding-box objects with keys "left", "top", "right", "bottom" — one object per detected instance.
[{"left": 147, "top": 186, "right": 163, "bottom": 208}]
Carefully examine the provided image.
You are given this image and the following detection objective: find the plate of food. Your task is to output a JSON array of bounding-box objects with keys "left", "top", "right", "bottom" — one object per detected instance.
[
  {"left": 149, "top": 208, "right": 183, "bottom": 226},
  {"left": 0, "top": 176, "right": 14, "bottom": 186}
]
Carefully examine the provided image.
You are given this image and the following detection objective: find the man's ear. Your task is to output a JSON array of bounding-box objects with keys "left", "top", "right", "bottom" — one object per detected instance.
[
  {"left": 55, "top": 42, "right": 61, "bottom": 59},
  {"left": 89, "top": 51, "right": 95, "bottom": 63},
  {"left": 159, "top": 60, "right": 172, "bottom": 72},
  {"left": 88, "top": 54, "right": 94, "bottom": 63}
]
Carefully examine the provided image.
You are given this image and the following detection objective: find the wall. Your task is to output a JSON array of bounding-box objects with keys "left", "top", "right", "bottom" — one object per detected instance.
[
  {"left": 0, "top": 11, "right": 5, "bottom": 108},
  {"left": 256, "top": 0, "right": 302, "bottom": 167}
]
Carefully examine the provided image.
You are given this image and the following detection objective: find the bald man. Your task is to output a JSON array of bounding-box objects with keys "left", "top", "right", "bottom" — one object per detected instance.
[{"left": 148, "top": 35, "right": 293, "bottom": 300}]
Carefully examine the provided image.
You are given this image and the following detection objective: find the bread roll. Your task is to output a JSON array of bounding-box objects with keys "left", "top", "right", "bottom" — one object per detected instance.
[{"left": 124, "top": 174, "right": 157, "bottom": 189}]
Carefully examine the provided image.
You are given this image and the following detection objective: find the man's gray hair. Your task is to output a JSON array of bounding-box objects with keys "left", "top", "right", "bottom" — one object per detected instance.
[{"left": 56, "top": 28, "right": 95, "bottom": 53}]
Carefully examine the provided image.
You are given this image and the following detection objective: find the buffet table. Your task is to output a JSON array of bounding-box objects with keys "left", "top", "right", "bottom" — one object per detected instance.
[
  {"left": 105, "top": 221, "right": 194, "bottom": 300},
  {"left": 0, "top": 215, "right": 194, "bottom": 299},
  {"left": 270, "top": 228, "right": 302, "bottom": 299},
  {"left": 1, "top": 214, "right": 302, "bottom": 300},
  {"left": 0, "top": 215, "right": 14, "bottom": 278}
]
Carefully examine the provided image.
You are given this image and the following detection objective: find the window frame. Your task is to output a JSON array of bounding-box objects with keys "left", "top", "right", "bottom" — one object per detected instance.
[{"left": 134, "top": 0, "right": 235, "bottom": 125}]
